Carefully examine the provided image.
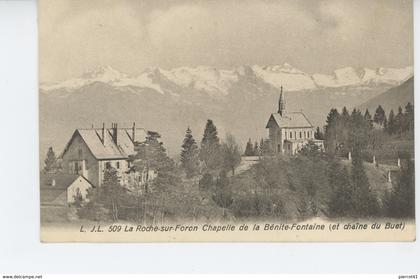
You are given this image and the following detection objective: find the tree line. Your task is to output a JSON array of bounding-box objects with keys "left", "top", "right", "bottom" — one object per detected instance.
[
  {"left": 321, "top": 102, "right": 414, "bottom": 160},
  {"left": 180, "top": 120, "right": 242, "bottom": 177},
  {"left": 243, "top": 138, "right": 272, "bottom": 157},
  {"left": 319, "top": 103, "right": 415, "bottom": 218},
  {"left": 374, "top": 103, "right": 414, "bottom": 136}
]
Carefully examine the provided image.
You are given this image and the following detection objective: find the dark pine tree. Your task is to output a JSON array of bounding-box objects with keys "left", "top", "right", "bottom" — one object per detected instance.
[
  {"left": 259, "top": 138, "right": 264, "bottom": 156},
  {"left": 349, "top": 109, "right": 369, "bottom": 155},
  {"left": 314, "top": 126, "right": 324, "bottom": 140},
  {"left": 324, "top": 108, "right": 340, "bottom": 154},
  {"left": 199, "top": 119, "right": 222, "bottom": 172},
  {"left": 337, "top": 107, "right": 351, "bottom": 153},
  {"left": 404, "top": 102, "right": 414, "bottom": 133},
  {"left": 364, "top": 109, "right": 373, "bottom": 130},
  {"left": 211, "top": 170, "right": 233, "bottom": 218},
  {"left": 221, "top": 133, "right": 241, "bottom": 175},
  {"left": 386, "top": 159, "right": 415, "bottom": 218},
  {"left": 244, "top": 138, "right": 254, "bottom": 156},
  {"left": 327, "top": 161, "right": 353, "bottom": 217},
  {"left": 395, "top": 106, "right": 404, "bottom": 137},
  {"left": 44, "top": 146, "right": 58, "bottom": 173},
  {"left": 260, "top": 139, "right": 273, "bottom": 155},
  {"left": 341, "top": 106, "right": 351, "bottom": 130},
  {"left": 350, "top": 152, "right": 380, "bottom": 217},
  {"left": 253, "top": 141, "right": 259, "bottom": 156},
  {"left": 387, "top": 109, "right": 395, "bottom": 135},
  {"left": 131, "top": 131, "right": 180, "bottom": 192},
  {"left": 373, "top": 105, "right": 386, "bottom": 126},
  {"left": 180, "top": 127, "right": 200, "bottom": 178}
]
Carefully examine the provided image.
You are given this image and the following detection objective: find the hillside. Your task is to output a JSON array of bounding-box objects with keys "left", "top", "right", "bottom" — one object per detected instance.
[
  {"left": 360, "top": 76, "right": 414, "bottom": 113},
  {"left": 229, "top": 156, "right": 392, "bottom": 220}
]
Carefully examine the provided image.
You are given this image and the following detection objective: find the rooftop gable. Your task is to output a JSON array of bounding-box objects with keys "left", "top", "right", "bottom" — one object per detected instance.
[
  {"left": 40, "top": 173, "right": 80, "bottom": 189},
  {"left": 61, "top": 127, "right": 149, "bottom": 160},
  {"left": 266, "top": 112, "right": 313, "bottom": 129}
]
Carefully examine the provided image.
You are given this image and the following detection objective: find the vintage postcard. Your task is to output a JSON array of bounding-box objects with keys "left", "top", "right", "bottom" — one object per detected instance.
[{"left": 39, "top": 0, "right": 415, "bottom": 242}]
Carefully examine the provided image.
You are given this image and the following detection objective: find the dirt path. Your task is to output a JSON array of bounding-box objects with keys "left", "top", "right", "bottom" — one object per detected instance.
[{"left": 235, "top": 156, "right": 260, "bottom": 175}]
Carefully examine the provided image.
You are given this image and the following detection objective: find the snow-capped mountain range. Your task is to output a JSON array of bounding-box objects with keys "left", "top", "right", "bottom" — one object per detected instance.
[
  {"left": 41, "top": 63, "right": 413, "bottom": 95},
  {"left": 39, "top": 63, "right": 414, "bottom": 162}
]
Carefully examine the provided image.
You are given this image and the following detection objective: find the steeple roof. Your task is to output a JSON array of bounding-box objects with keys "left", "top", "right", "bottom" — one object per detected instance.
[{"left": 278, "top": 85, "right": 286, "bottom": 115}]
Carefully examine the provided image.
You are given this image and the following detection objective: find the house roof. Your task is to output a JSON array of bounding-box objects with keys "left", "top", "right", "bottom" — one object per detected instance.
[
  {"left": 40, "top": 173, "right": 80, "bottom": 190},
  {"left": 40, "top": 173, "right": 78, "bottom": 205},
  {"left": 40, "top": 173, "right": 94, "bottom": 204},
  {"left": 40, "top": 188, "right": 67, "bottom": 205},
  {"left": 266, "top": 112, "right": 313, "bottom": 129},
  {"left": 61, "top": 128, "right": 149, "bottom": 160}
]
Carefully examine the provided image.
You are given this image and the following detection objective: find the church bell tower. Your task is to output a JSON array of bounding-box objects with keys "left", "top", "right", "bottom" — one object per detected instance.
[{"left": 278, "top": 86, "right": 285, "bottom": 116}]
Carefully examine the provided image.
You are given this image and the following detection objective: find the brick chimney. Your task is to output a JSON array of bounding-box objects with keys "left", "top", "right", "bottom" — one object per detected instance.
[
  {"left": 132, "top": 122, "right": 136, "bottom": 142},
  {"left": 111, "top": 123, "right": 118, "bottom": 144},
  {"left": 101, "top": 123, "right": 105, "bottom": 144}
]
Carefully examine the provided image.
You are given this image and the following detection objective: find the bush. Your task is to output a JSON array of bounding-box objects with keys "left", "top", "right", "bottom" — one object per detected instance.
[{"left": 199, "top": 173, "right": 213, "bottom": 191}]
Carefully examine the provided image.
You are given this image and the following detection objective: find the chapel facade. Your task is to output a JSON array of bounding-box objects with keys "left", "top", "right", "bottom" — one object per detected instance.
[{"left": 265, "top": 86, "right": 324, "bottom": 155}]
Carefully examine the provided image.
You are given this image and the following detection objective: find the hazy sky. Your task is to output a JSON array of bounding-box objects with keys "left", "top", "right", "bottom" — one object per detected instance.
[{"left": 39, "top": 0, "right": 413, "bottom": 82}]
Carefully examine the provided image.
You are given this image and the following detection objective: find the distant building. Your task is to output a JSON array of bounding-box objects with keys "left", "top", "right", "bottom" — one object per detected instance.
[
  {"left": 59, "top": 123, "right": 156, "bottom": 187},
  {"left": 265, "top": 86, "right": 324, "bottom": 155},
  {"left": 40, "top": 173, "right": 93, "bottom": 205}
]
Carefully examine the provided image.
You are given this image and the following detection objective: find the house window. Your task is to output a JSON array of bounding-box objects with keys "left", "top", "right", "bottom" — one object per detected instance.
[
  {"left": 300, "top": 132, "right": 302, "bottom": 138},
  {"left": 294, "top": 131, "right": 296, "bottom": 139},
  {"left": 78, "top": 148, "right": 83, "bottom": 159},
  {"left": 277, "top": 144, "right": 280, "bottom": 153},
  {"left": 74, "top": 162, "right": 79, "bottom": 173},
  {"left": 116, "top": 162, "right": 120, "bottom": 169},
  {"left": 290, "top": 132, "right": 292, "bottom": 138},
  {"left": 105, "top": 162, "right": 111, "bottom": 169}
]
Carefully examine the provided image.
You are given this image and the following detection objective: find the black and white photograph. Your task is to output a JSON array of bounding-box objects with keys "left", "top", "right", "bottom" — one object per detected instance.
[{"left": 38, "top": 0, "right": 415, "bottom": 242}]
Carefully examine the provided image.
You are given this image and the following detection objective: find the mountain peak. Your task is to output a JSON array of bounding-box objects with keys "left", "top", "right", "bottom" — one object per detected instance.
[
  {"left": 81, "top": 65, "right": 127, "bottom": 81},
  {"left": 260, "top": 63, "right": 305, "bottom": 75}
]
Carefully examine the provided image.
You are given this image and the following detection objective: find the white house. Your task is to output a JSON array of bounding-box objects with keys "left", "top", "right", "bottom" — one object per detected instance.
[{"left": 59, "top": 123, "right": 156, "bottom": 187}]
